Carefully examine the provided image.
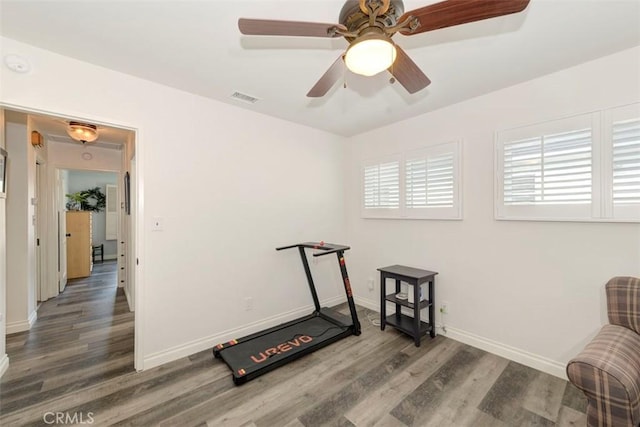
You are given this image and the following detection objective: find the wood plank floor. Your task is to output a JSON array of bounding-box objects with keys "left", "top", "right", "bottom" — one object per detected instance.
[{"left": 1, "top": 262, "right": 587, "bottom": 426}]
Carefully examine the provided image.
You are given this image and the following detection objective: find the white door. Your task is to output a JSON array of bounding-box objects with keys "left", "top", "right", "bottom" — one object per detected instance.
[{"left": 57, "top": 170, "right": 68, "bottom": 292}]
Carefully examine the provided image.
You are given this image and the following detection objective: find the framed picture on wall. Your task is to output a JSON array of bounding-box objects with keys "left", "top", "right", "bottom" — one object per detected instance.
[
  {"left": 0, "top": 147, "right": 7, "bottom": 198},
  {"left": 124, "top": 171, "right": 130, "bottom": 215}
]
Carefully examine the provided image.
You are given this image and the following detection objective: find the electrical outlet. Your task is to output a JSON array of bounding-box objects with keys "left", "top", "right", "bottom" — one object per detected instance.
[
  {"left": 367, "top": 278, "right": 375, "bottom": 291},
  {"left": 440, "top": 301, "right": 449, "bottom": 314},
  {"left": 244, "top": 297, "right": 253, "bottom": 311}
]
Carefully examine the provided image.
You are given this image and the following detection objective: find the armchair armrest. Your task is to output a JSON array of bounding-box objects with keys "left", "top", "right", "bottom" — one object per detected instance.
[
  {"left": 567, "top": 324, "right": 640, "bottom": 427},
  {"left": 606, "top": 276, "right": 640, "bottom": 335}
]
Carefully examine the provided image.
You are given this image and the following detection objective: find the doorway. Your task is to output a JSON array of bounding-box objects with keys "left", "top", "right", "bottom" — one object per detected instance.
[{"left": 1, "top": 104, "right": 142, "bottom": 370}]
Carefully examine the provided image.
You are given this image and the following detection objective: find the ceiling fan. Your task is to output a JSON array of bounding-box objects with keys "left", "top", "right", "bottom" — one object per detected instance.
[{"left": 239, "top": 0, "right": 530, "bottom": 97}]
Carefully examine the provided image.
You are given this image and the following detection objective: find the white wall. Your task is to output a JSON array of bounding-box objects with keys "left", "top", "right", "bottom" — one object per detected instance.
[
  {"left": 346, "top": 47, "right": 640, "bottom": 378},
  {"left": 0, "top": 37, "right": 347, "bottom": 368},
  {"left": 67, "top": 170, "right": 118, "bottom": 258},
  {"left": 5, "top": 115, "right": 37, "bottom": 333}
]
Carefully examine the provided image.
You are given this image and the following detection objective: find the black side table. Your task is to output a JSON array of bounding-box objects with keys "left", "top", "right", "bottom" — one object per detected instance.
[{"left": 378, "top": 265, "right": 438, "bottom": 347}]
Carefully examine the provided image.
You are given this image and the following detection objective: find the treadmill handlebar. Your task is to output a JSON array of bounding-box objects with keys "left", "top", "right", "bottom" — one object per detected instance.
[{"left": 276, "top": 242, "right": 351, "bottom": 256}]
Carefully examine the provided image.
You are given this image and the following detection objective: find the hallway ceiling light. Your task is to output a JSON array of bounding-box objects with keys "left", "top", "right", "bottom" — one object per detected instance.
[{"left": 67, "top": 121, "right": 98, "bottom": 143}]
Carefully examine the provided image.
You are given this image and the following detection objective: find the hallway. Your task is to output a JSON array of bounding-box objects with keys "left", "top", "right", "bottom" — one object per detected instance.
[{"left": 0, "top": 261, "right": 134, "bottom": 420}]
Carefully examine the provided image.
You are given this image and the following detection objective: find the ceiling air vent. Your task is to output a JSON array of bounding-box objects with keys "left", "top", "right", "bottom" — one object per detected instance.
[{"left": 230, "top": 91, "right": 259, "bottom": 104}]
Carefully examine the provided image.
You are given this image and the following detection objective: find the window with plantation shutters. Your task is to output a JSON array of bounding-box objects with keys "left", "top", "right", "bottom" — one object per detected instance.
[
  {"left": 503, "top": 128, "right": 592, "bottom": 206},
  {"left": 362, "top": 158, "right": 400, "bottom": 216},
  {"left": 497, "top": 103, "right": 640, "bottom": 222},
  {"left": 361, "top": 142, "right": 461, "bottom": 219}
]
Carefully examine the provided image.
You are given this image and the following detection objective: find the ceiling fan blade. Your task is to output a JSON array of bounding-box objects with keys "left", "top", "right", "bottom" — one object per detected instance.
[
  {"left": 307, "top": 55, "right": 345, "bottom": 98},
  {"left": 389, "top": 46, "right": 431, "bottom": 94},
  {"left": 238, "top": 18, "right": 346, "bottom": 38},
  {"left": 399, "top": 0, "right": 530, "bottom": 36}
]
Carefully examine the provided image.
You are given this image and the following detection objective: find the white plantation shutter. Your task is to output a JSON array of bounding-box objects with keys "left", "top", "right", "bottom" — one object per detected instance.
[
  {"left": 406, "top": 158, "right": 428, "bottom": 208},
  {"left": 498, "top": 104, "right": 640, "bottom": 222},
  {"left": 426, "top": 153, "right": 455, "bottom": 208},
  {"left": 406, "top": 154, "right": 455, "bottom": 208},
  {"left": 496, "top": 112, "right": 598, "bottom": 220},
  {"left": 612, "top": 118, "right": 640, "bottom": 204},
  {"left": 363, "top": 160, "right": 400, "bottom": 210},
  {"left": 503, "top": 129, "right": 592, "bottom": 206},
  {"left": 503, "top": 137, "right": 540, "bottom": 204}
]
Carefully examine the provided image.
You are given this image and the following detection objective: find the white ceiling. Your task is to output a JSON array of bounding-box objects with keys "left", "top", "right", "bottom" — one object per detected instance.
[{"left": 1, "top": 0, "right": 639, "bottom": 137}]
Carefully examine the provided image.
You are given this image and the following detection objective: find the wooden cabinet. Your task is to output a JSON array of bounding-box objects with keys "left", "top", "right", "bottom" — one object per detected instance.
[{"left": 66, "top": 211, "right": 92, "bottom": 279}]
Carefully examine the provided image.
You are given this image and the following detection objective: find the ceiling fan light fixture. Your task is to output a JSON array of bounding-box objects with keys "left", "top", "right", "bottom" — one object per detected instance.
[
  {"left": 66, "top": 121, "right": 98, "bottom": 143},
  {"left": 345, "top": 31, "right": 397, "bottom": 77}
]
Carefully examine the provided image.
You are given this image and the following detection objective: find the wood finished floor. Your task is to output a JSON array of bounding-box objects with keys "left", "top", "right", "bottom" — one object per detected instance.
[{"left": 1, "top": 262, "right": 587, "bottom": 426}]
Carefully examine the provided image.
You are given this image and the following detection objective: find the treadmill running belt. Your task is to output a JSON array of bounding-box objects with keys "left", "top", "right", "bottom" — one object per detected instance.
[{"left": 219, "top": 317, "right": 347, "bottom": 378}]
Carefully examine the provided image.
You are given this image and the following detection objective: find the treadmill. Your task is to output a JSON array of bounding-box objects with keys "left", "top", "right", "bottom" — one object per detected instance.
[{"left": 213, "top": 242, "right": 361, "bottom": 385}]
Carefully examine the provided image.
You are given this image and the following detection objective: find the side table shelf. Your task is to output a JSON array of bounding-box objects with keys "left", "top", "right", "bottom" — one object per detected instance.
[
  {"left": 378, "top": 265, "right": 438, "bottom": 347},
  {"left": 384, "top": 314, "right": 430, "bottom": 338},
  {"left": 385, "top": 293, "right": 431, "bottom": 310}
]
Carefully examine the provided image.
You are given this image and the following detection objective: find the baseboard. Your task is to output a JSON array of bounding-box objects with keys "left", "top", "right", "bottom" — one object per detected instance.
[
  {"left": 6, "top": 310, "right": 37, "bottom": 334},
  {"left": 353, "top": 295, "right": 567, "bottom": 380},
  {"left": 355, "top": 296, "right": 378, "bottom": 312},
  {"left": 443, "top": 326, "right": 567, "bottom": 379},
  {"left": 7, "top": 321, "right": 29, "bottom": 334},
  {"left": 143, "top": 294, "right": 345, "bottom": 370},
  {"left": 0, "top": 354, "right": 9, "bottom": 378}
]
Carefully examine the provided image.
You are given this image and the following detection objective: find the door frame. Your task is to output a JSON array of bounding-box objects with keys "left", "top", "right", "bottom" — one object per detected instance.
[
  {"left": 35, "top": 160, "right": 42, "bottom": 302},
  {"left": 56, "top": 168, "right": 68, "bottom": 294},
  {"left": 0, "top": 102, "right": 145, "bottom": 371}
]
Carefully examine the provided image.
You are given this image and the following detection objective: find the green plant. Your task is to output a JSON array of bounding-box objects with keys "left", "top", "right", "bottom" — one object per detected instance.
[{"left": 66, "top": 187, "right": 106, "bottom": 212}]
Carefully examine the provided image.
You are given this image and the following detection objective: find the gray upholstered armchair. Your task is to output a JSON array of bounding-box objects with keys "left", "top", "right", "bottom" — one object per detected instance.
[{"left": 567, "top": 276, "right": 640, "bottom": 427}]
